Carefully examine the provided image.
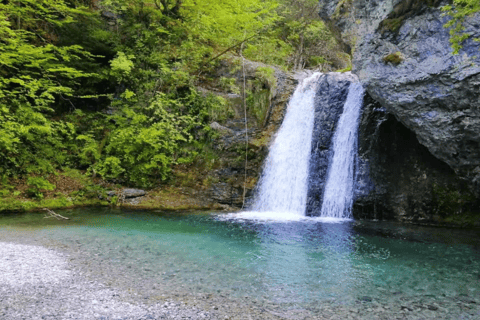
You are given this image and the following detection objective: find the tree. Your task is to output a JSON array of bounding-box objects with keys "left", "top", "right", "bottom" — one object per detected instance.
[{"left": 0, "top": 0, "right": 98, "bottom": 175}]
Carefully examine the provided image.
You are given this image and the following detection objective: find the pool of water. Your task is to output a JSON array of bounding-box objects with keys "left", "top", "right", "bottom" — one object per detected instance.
[{"left": 1, "top": 208, "right": 480, "bottom": 318}]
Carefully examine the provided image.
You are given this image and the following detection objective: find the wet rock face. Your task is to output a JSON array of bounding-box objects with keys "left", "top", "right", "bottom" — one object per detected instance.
[
  {"left": 203, "top": 58, "right": 297, "bottom": 207},
  {"left": 306, "top": 72, "right": 359, "bottom": 216},
  {"left": 355, "top": 93, "right": 480, "bottom": 224}
]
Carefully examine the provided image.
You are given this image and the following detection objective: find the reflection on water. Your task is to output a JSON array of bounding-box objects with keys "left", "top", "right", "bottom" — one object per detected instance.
[{"left": 1, "top": 208, "right": 480, "bottom": 317}]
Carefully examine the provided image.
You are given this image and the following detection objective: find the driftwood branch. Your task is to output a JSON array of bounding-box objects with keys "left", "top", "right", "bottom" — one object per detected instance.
[{"left": 43, "top": 208, "right": 69, "bottom": 220}]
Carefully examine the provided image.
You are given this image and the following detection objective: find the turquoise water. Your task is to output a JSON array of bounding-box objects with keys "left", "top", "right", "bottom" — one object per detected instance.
[{"left": 1, "top": 208, "right": 480, "bottom": 316}]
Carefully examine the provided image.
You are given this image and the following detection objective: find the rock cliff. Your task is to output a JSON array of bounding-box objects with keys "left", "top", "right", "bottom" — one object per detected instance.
[{"left": 319, "top": 0, "right": 480, "bottom": 224}]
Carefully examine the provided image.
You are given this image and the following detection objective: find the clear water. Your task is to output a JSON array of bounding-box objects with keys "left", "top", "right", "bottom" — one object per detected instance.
[
  {"left": 251, "top": 73, "right": 321, "bottom": 217},
  {"left": 321, "top": 83, "right": 364, "bottom": 219},
  {"left": 2, "top": 208, "right": 480, "bottom": 318}
]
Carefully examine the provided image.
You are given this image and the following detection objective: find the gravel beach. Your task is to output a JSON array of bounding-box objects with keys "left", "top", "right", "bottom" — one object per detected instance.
[{"left": 0, "top": 241, "right": 219, "bottom": 320}]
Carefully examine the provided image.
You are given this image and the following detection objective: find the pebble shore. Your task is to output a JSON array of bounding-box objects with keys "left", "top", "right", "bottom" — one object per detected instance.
[{"left": 0, "top": 242, "right": 219, "bottom": 320}]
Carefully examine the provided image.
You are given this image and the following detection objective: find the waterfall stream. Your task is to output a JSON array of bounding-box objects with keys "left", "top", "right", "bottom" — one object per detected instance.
[
  {"left": 250, "top": 73, "right": 320, "bottom": 218},
  {"left": 235, "top": 73, "right": 320, "bottom": 221},
  {"left": 320, "top": 83, "right": 364, "bottom": 218}
]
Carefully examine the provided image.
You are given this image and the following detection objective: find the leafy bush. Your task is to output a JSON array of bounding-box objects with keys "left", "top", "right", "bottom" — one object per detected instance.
[{"left": 26, "top": 177, "right": 56, "bottom": 199}]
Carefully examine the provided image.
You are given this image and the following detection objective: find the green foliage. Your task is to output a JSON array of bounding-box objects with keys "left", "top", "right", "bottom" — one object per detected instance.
[
  {"left": 219, "top": 77, "right": 240, "bottom": 94},
  {"left": 182, "top": 0, "right": 279, "bottom": 53},
  {"left": 0, "top": 0, "right": 344, "bottom": 192},
  {"left": 255, "top": 67, "right": 276, "bottom": 90},
  {"left": 26, "top": 177, "right": 56, "bottom": 199},
  {"left": 247, "top": 89, "right": 271, "bottom": 126},
  {"left": 0, "top": 0, "right": 101, "bottom": 177},
  {"left": 89, "top": 90, "right": 219, "bottom": 187},
  {"left": 442, "top": 0, "right": 480, "bottom": 54},
  {"left": 206, "top": 95, "right": 235, "bottom": 122},
  {"left": 110, "top": 52, "right": 136, "bottom": 82},
  {"left": 265, "top": 0, "right": 341, "bottom": 70}
]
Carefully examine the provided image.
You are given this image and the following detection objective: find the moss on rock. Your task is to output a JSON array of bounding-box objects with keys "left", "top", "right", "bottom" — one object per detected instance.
[{"left": 382, "top": 52, "right": 404, "bottom": 65}]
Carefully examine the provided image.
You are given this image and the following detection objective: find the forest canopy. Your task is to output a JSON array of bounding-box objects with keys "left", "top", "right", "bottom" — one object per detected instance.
[{"left": 0, "top": 0, "right": 343, "bottom": 190}]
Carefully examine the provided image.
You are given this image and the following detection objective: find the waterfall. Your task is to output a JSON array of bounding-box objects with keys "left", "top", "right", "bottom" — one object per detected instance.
[
  {"left": 241, "top": 73, "right": 320, "bottom": 220},
  {"left": 224, "top": 73, "right": 364, "bottom": 222},
  {"left": 320, "top": 83, "right": 364, "bottom": 218}
]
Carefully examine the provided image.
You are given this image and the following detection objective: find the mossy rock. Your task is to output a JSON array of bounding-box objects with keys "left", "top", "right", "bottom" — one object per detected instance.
[
  {"left": 378, "top": 0, "right": 443, "bottom": 34},
  {"left": 382, "top": 52, "right": 404, "bottom": 65}
]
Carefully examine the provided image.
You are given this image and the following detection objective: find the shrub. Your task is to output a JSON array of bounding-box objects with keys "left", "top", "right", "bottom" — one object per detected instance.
[{"left": 26, "top": 177, "right": 56, "bottom": 199}]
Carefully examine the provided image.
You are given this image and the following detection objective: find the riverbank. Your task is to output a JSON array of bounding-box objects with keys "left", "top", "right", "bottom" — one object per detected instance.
[
  {"left": 1, "top": 168, "right": 479, "bottom": 229},
  {"left": 0, "top": 167, "right": 236, "bottom": 215}
]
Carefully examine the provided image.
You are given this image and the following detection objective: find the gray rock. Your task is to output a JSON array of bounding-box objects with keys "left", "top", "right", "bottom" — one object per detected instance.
[
  {"left": 210, "top": 122, "right": 234, "bottom": 135},
  {"left": 106, "top": 189, "right": 146, "bottom": 199},
  {"left": 320, "top": 0, "right": 480, "bottom": 187},
  {"left": 123, "top": 188, "right": 146, "bottom": 198},
  {"left": 210, "top": 182, "right": 246, "bottom": 207},
  {"left": 106, "top": 191, "right": 117, "bottom": 197},
  {"left": 101, "top": 11, "right": 116, "bottom": 19},
  {"left": 356, "top": 9, "right": 480, "bottom": 185}
]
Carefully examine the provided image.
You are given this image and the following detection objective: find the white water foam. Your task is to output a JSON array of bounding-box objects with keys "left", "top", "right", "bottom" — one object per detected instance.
[
  {"left": 220, "top": 210, "right": 351, "bottom": 223},
  {"left": 320, "top": 83, "right": 364, "bottom": 219}
]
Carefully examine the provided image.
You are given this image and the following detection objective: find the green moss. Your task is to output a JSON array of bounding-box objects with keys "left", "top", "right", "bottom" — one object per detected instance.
[
  {"left": 336, "top": 65, "right": 352, "bottom": 73},
  {"left": 382, "top": 52, "right": 404, "bottom": 65},
  {"left": 246, "top": 89, "right": 271, "bottom": 126},
  {"left": 244, "top": 66, "right": 277, "bottom": 126},
  {"left": 379, "top": 17, "right": 405, "bottom": 33},
  {"left": 332, "top": 0, "right": 353, "bottom": 19},
  {"left": 432, "top": 184, "right": 477, "bottom": 216}
]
